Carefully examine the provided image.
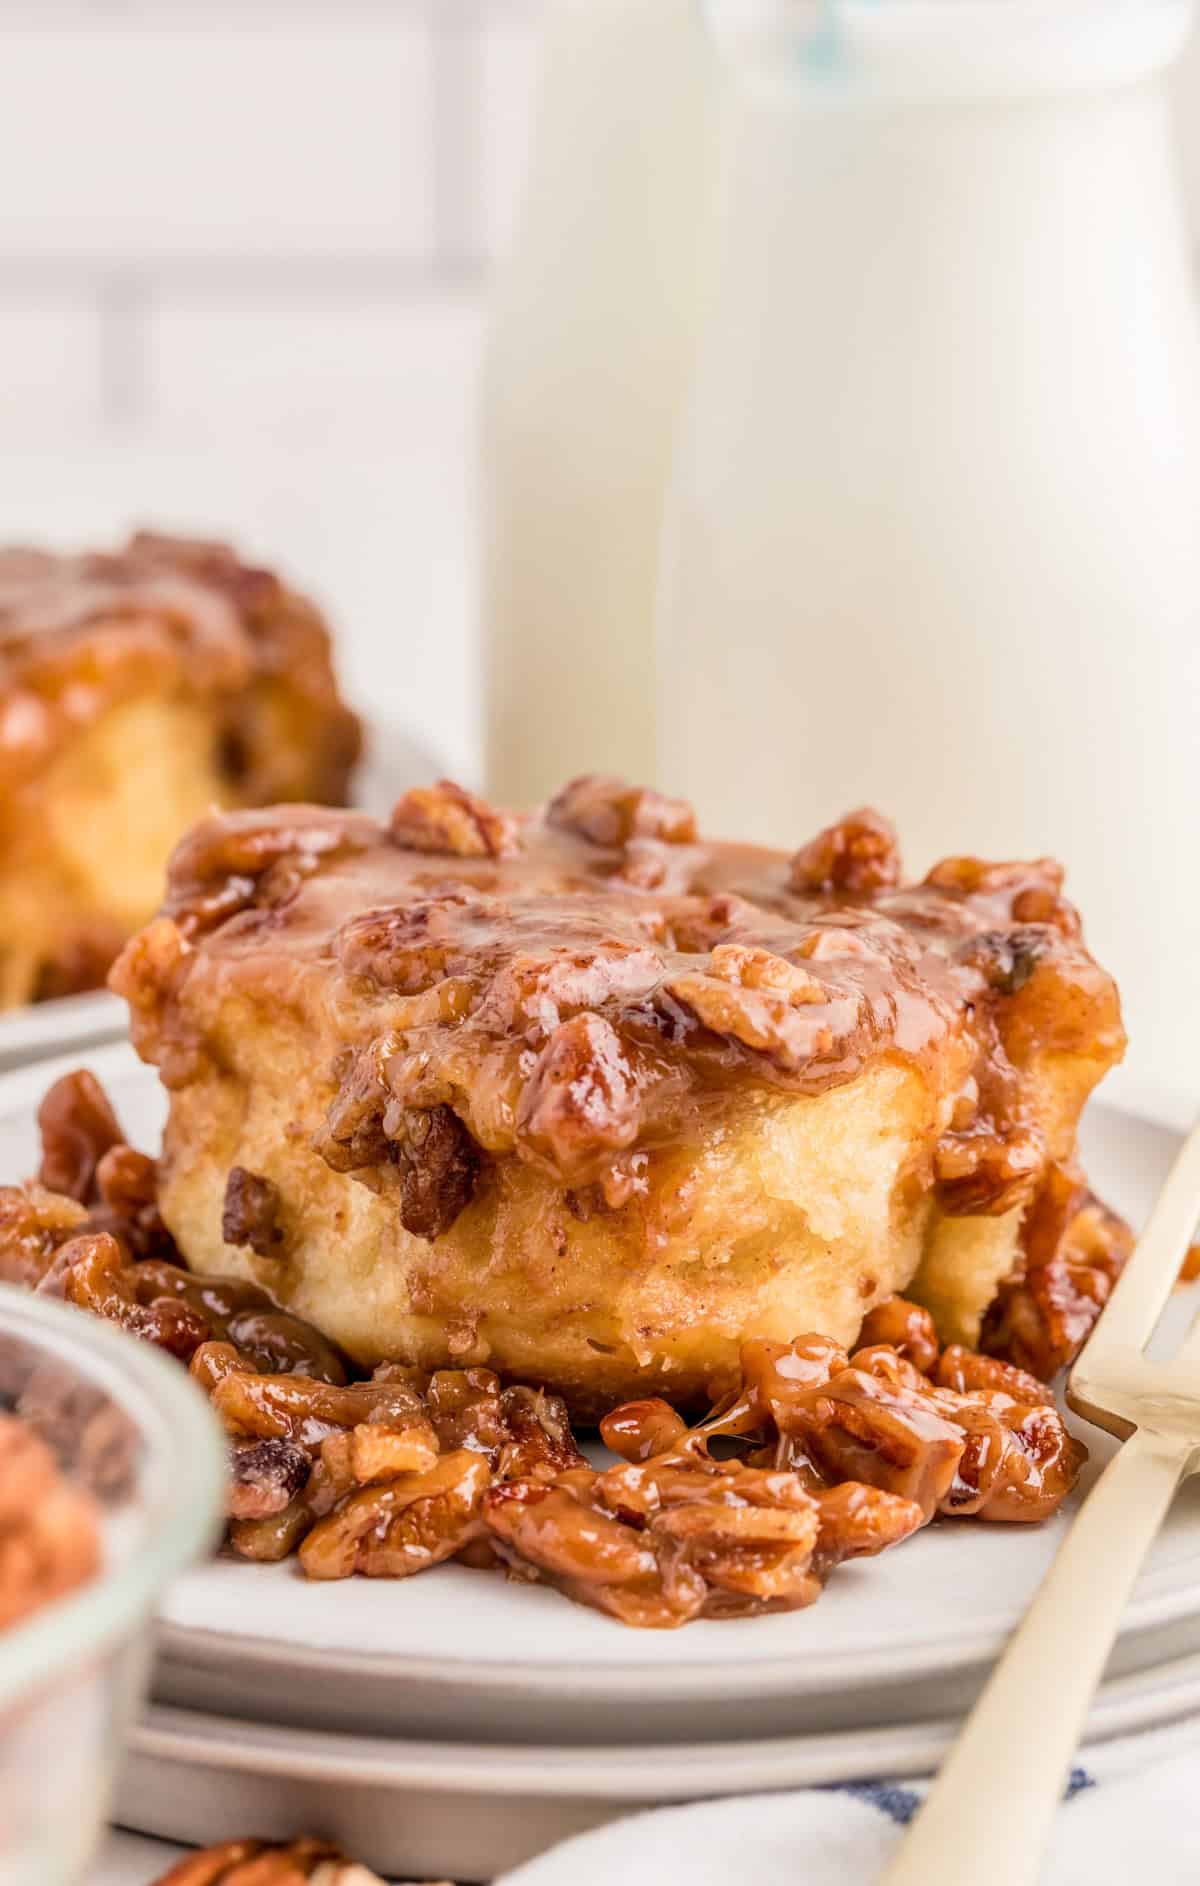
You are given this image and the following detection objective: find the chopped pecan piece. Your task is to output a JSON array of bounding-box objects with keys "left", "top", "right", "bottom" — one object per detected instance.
[
  {"left": 0, "top": 1184, "right": 87, "bottom": 1291},
  {"left": 477, "top": 940, "right": 663, "bottom": 1036},
  {"left": 939, "top": 1394, "right": 1084, "bottom": 1522},
  {"left": 221, "top": 1166, "right": 284, "bottom": 1256},
  {"left": 850, "top": 1345, "right": 1085, "bottom": 1522},
  {"left": 62, "top": 1238, "right": 347, "bottom": 1380},
  {"left": 334, "top": 894, "right": 474, "bottom": 994},
  {"left": 811, "top": 1481, "right": 926, "bottom": 1576},
  {"left": 935, "top": 1345, "right": 1053, "bottom": 1407},
  {"left": 30, "top": 1070, "right": 175, "bottom": 1258},
  {"left": 422, "top": 1365, "right": 509, "bottom": 1454},
  {"left": 547, "top": 775, "right": 697, "bottom": 848},
  {"left": 924, "top": 856, "right": 1082, "bottom": 939},
  {"left": 709, "top": 943, "right": 826, "bottom": 1001},
  {"left": 855, "top": 1296, "right": 940, "bottom": 1376},
  {"left": 981, "top": 1163, "right": 1133, "bottom": 1380},
  {"left": 317, "top": 1039, "right": 397, "bottom": 1175},
  {"left": 386, "top": 1104, "right": 482, "bottom": 1239},
  {"left": 784, "top": 1362, "right": 965, "bottom": 1519},
  {"left": 228, "top": 1437, "right": 312, "bottom": 1521},
  {"left": 351, "top": 1418, "right": 440, "bottom": 1483},
  {"left": 163, "top": 810, "right": 367, "bottom": 937},
  {"left": 64, "top": 1232, "right": 212, "bottom": 1361},
  {"left": 684, "top": 1334, "right": 1085, "bottom": 1526},
  {"left": 90, "top": 1144, "right": 173, "bottom": 1259},
  {"left": 485, "top": 1447, "right": 923, "bottom": 1628},
  {"left": 601, "top": 1398, "right": 690, "bottom": 1464},
  {"left": 516, "top": 1012, "right": 640, "bottom": 1179},
  {"left": 664, "top": 946, "right": 834, "bottom": 1071},
  {"left": 36, "top": 1070, "right": 123, "bottom": 1201},
  {"left": 209, "top": 1370, "right": 433, "bottom": 1454},
  {"left": 788, "top": 809, "right": 900, "bottom": 897},
  {"left": 300, "top": 1449, "right": 491, "bottom": 1581},
  {"left": 389, "top": 779, "right": 517, "bottom": 858},
  {"left": 933, "top": 1123, "right": 1045, "bottom": 1216},
  {"left": 494, "top": 1383, "right": 586, "bottom": 1481},
  {"left": 151, "top": 1839, "right": 387, "bottom": 1886}
]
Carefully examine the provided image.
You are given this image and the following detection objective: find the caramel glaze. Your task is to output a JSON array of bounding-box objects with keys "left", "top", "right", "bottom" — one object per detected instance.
[
  {"left": 113, "top": 779, "right": 1125, "bottom": 1235},
  {"left": 0, "top": 531, "right": 361, "bottom": 807}
]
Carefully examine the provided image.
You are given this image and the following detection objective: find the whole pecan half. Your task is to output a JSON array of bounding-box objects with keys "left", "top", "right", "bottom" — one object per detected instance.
[
  {"left": 788, "top": 809, "right": 901, "bottom": 897},
  {"left": 389, "top": 780, "right": 517, "bottom": 858},
  {"left": 547, "top": 775, "right": 697, "bottom": 848}
]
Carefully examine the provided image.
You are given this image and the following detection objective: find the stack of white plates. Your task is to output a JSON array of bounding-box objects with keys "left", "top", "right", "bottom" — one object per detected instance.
[{"left": 0, "top": 1035, "right": 1195, "bottom": 1881}]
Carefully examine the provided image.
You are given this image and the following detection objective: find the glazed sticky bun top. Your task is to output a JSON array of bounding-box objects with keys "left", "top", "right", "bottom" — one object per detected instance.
[
  {"left": 113, "top": 777, "right": 1124, "bottom": 1242},
  {"left": 0, "top": 530, "right": 361, "bottom": 806}
]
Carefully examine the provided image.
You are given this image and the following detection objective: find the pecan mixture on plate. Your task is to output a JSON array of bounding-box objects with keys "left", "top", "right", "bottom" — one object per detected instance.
[{"left": 0, "top": 1070, "right": 1110, "bottom": 1630}]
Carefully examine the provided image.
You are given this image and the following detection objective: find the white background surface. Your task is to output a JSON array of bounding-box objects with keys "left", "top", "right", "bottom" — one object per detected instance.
[{"left": 1, "top": 0, "right": 1199, "bottom": 785}]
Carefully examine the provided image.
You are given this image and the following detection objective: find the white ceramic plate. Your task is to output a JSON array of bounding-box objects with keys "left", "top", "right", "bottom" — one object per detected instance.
[
  {"left": 117, "top": 1651, "right": 1200, "bottom": 1882},
  {"left": 0, "top": 990, "right": 128, "bottom": 1076},
  {"left": 0, "top": 720, "right": 439, "bottom": 1076},
  {"left": 1, "top": 1047, "right": 1197, "bottom": 1745}
]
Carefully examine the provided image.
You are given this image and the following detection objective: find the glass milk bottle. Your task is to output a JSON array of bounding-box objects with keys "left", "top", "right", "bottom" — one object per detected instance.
[
  {"left": 482, "top": 0, "right": 718, "bottom": 807},
  {"left": 658, "top": 0, "right": 1200, "bottom": 1115}
]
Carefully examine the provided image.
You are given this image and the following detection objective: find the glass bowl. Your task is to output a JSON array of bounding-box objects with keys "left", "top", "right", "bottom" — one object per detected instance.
[{"left": 0, "top": 1284, "right": 225, "bottom": 1886}]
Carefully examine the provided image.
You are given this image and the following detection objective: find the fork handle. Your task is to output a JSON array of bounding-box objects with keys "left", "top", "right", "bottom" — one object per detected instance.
[{"left": 880, "top": 1428, "right": 1188, "bottom": 1886}]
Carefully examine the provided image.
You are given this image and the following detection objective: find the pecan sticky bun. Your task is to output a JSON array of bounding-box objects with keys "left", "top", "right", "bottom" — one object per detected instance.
[
  {"left": 103, "top": 781, "right": 1126, "bottom": 1420},
  {"left": 0, "top": 530, "right": 361, "bottom": 1010}
]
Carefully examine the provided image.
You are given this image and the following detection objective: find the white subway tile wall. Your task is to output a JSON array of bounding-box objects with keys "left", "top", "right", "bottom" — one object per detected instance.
[{"left": 0, "top": 0, "right": 1197, "bottom": 779}]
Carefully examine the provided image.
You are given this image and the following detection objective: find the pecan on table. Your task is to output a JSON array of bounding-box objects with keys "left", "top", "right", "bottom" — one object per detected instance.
[
  {"left": 151, "top": 1838, "right": 393, "bottom": 1885},
  {"left": 0, "top": 1413, "right": 101, "bottom": 1631}
]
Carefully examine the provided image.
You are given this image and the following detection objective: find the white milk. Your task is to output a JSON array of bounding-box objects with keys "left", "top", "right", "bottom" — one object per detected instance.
[
  {"left": 481, "top": 0, "right": 718, "bottom": 806},
  {"left": 658, "top": 1, "right": 1200, "bottom": 1115}
]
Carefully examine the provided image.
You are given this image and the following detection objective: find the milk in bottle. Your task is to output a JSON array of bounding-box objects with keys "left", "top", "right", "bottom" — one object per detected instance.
[
  {"left": 657, "top": 0, "right": 1200, "bottom": 1115},
  {"left": 482, "top": 0, "right": 718, "bottom": 805}
]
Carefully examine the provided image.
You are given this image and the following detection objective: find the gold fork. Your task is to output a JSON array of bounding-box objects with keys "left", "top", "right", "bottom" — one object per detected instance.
[{"left": 881, "top": 1116, "right": 1200, "bottom": 1886}]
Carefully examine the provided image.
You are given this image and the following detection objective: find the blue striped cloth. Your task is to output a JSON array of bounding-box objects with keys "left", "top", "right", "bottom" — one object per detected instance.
[{"left": 496, "top": 1719, "right": 1200, "bottom": 1886}]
